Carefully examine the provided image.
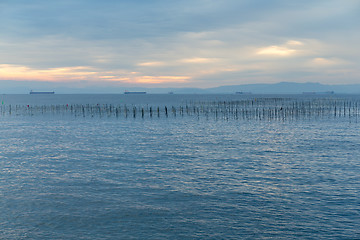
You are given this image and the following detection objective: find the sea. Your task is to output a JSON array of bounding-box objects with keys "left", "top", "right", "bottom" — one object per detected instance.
[{"left": 0, "top": 94, "right": 359, "bottom": 239}]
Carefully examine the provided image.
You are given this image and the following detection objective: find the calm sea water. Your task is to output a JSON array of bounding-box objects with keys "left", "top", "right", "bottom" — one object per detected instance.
[{"left": 1, "top": 94, "right": 359, "bottom": 239}]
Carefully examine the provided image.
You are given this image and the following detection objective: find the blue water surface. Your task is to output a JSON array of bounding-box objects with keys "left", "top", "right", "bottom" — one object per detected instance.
[{"left": 0, "top": 94, "right": 359, "bottom": 239}]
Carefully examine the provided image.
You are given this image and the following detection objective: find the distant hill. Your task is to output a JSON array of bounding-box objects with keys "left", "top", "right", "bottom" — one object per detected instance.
[
  {"left": 1, "top": 80, "right": 360, "bottom": 94},
  {"left": 206, "top": 82, "right": 360, "bottom": 94},
  {"left": 155, "top": 82, "right": 360, "bottom": 94}
]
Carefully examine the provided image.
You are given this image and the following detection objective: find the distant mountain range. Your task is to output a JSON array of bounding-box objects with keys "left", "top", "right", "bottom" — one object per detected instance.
[
  {"left": 206, "top": 82, "right": 360, "bottom": 94},
  {"left": 1, "top": 80, "right": 360, "bottom": 94}
]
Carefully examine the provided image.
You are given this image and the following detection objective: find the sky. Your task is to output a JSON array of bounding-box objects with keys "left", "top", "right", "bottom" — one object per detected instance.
[{"left": 1, "top": 0, "right": 359, "bottom": 89}]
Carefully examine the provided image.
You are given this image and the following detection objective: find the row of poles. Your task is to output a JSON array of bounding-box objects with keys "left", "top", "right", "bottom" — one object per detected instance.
[{"left": 1, "top": 98, "right": 360, "bottom": 121}]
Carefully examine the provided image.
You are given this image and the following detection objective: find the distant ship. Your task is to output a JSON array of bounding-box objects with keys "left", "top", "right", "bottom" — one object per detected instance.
[
  {"left": 30, "top": 90, "right": 55, "bottom": 94},
  {"left": 124, "top": 91, "right": 146, "bottom": 94}
]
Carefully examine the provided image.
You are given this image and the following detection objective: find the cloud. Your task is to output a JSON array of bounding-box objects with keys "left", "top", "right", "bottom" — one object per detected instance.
[
  {"left": 257, "top": 46, "right": 297, "bottom": 57},
  {"left": 286, "top": 40, "right": 304, "bottom": 46},
  {"left": 0, "top": 64, "right": 98, "bottom": 81},
  {"left": 310, "top": 57, "right": 348, "bottom": 67},
  {"left": 180, "top": 58, "right": 220, "bottom": 63},
  {"left": 256, "top": 40, "right": 304, "bottom": 57},
  {"left": 135, "top": 76, "right": 191, "bottom": 84},
  {"left": 0, "top": 63, "right": 192, "bottom": 85},
  {"left": 1, "top": 0, "right": 360, "bottom": 89},
  {"left": 137, "top": 61, "right": 166, "bottom": 67}
]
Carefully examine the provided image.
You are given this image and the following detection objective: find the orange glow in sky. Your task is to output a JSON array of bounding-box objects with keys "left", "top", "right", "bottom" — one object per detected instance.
[{"left": 0, "top": 64, "right": 191, "bottom": 85}]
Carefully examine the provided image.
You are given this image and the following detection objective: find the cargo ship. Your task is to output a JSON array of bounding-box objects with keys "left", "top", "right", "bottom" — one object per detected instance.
[{"left": 30, "top": 90, "right": 55, "bottom": 94}]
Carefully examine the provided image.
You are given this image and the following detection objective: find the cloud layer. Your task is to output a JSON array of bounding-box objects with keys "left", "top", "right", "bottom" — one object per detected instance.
[{"left": 1, "top": 0, "right": 359, "bottom": 87}]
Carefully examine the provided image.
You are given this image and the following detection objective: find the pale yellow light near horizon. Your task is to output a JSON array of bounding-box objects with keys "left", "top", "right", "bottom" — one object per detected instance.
[
  {"left": 256, "top": 40, "right": 304, "bottom": 57},
  {"left": 180, "top": 57, "right": 219, "bottom": 63},
  {"left": 257, "top": 46, "right": 297, "bottom": 56},
  {"left": 0, "top": 64, "right": 191, "bottom": 84},
  {"left": 0, "top": 64, "right": 97, "bottom": 81},
  {"left": 137, "top": 61, "right": 165, "bottom": 67},
  {"left": 311, "top": 57, "right": 345, "bottom": 66},
  {"left": 135, "top": 76, "right": 191, "bottom": 84}
]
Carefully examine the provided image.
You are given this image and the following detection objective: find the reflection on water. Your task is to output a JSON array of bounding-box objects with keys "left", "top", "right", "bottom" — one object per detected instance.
[{"left": 1, "top": 94, "right": 360, "bottom": 239}]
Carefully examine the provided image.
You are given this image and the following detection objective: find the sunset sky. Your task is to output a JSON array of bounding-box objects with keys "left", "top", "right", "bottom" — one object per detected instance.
[{"left": 1, "top": 0, "right": 359, "bottom": 88}]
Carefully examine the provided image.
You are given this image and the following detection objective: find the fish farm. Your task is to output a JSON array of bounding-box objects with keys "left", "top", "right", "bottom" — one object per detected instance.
[{"left": 1, "top": 97, "right": 360, "bottom": 121}]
